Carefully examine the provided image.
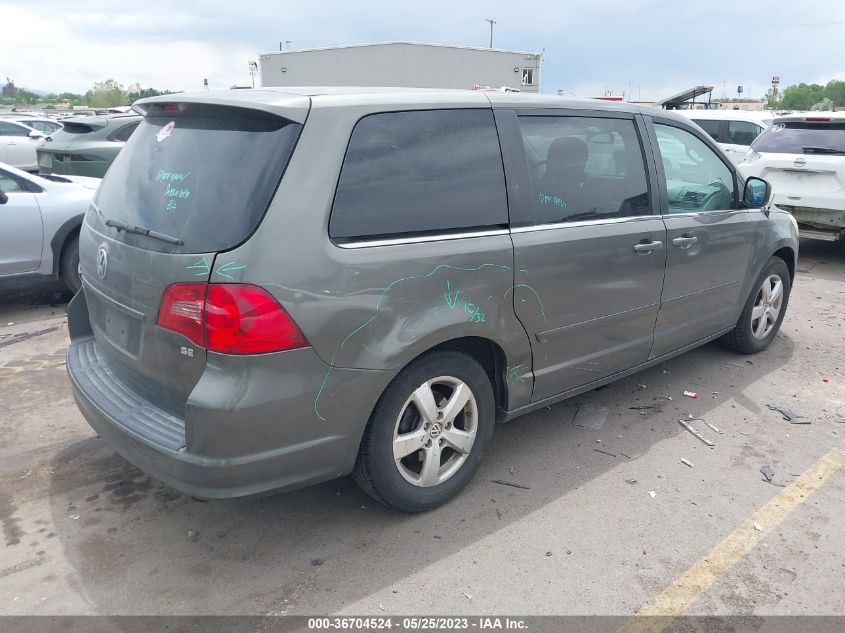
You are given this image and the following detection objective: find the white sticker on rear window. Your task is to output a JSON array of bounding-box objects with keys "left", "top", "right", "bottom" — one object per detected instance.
[{"left": 156, "top": 121, "right": 175, "bottom": 142}]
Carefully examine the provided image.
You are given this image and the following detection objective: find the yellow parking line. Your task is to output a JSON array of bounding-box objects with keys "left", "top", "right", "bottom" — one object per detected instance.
[{"left": 619, "top": 445, "right": 845, "bottom": 633}]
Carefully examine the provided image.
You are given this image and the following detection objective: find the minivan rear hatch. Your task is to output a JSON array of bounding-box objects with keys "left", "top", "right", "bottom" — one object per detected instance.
[{"left": 79, "top": 97, "right": 307, "bottom": 418}]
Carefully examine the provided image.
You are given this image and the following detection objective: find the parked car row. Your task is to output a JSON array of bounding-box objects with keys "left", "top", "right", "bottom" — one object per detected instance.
[{"left": 0, "top": 112, "right": 140, "bottom": 178}]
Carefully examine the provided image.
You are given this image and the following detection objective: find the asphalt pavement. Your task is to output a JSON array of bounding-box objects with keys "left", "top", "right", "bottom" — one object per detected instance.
[{"left": 0, "top": 239, "right": 843, "bottom": 617}]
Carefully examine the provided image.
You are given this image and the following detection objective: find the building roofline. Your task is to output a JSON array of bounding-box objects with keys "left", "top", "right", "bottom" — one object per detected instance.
[{"left": 259, "top": 40, "right": 542, "bottom": 57}]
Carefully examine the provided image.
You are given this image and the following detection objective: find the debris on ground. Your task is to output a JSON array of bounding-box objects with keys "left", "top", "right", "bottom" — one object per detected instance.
[
  {"left": 626, "top": 478, "right": 638, "bottom": 485},
  {"left": 753, "top": 523, "right": 763, "bottom": 532},
  {"left": 187, "top": 530, "right": 199, "bottom": 542},
  {"left": 546, "top": 551, "right": 553, "bottom": 557},
  {"left": 766, "top": 404, "right": 811, "bottom": 424},
  {"left": 655, "top": 395, "right": 673, "bottom": 401},
  {"left": 705, "top": 422, "right": 723, "bottom": 435},
  {"left": 629, "top": 405, "right": 655, "bottom": 410},
  {"left": 683, "top": 391, "right": 699, "bottom": 399},
  {"left": 648, "top": 490, "right": 656, "bottom": 498},
  {"left": 461, "top": 591, "right": 472, "bottom": 600},
  {"left": 760, "top": 465, "right": 786, "bottom": 487},
  {"left": 311, "top": 558, "right": 325, "bottom": 566},
  {"left": 619, "top": 452, "right": 633, "bottom": 459},
  {"left": 496, "top": 508, "right": 504, "bottom": 520},
  {"left": 823, "top": 377, "right": 829, "bottom": 383},
  {"left": 492, "top": 479, "right": 530, "bottom": 490},
  {"left": 574, "top": 405, "right": 609, "bottom": 430},
  {"left": 594, "top": 448, "right": 617, "bottom": 457},
  {"left": 680, "top": 458, "right": 694, "bottom": 468},
  {"left": 677, "top": 419, "right": 716, "bottom": 447},
  {"left": 638, "top": 384, "right": 648, "bottom": 390}
]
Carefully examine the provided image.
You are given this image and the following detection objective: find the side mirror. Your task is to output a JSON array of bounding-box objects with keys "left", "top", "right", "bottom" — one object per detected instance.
[
  {"left": 0, "top": 190, "right": 8, "bottom": 205},
  {"left": 28, "top": 130, "right": 45, "bottom": 140},
  {"left": 743, "top": 176, "right": 771, "bottom": 207}
]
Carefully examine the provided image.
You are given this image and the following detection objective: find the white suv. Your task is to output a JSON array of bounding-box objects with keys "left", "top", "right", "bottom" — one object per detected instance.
[
  {"left": 739, "top": 112, "right": 845, "bottom": 241},
  {"left": 679, "top": 110, "right": 774, "bottom": 164}
]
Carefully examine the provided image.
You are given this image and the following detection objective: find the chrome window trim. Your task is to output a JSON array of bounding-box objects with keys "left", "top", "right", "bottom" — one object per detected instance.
[
  {"left": 510, "top": 214, "right": 659, "bottom": 233},
  {"left": 336, "top": 228, "right": 510, "bottom": 249}
]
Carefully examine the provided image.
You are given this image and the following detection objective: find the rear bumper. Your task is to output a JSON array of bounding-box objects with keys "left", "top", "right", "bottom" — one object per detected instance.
[
  {"left": 774, "top": 203, "right": 845, "bottom": 239},
  {"left": 67, "top": 334, "right": 393, "bottom": 499}
]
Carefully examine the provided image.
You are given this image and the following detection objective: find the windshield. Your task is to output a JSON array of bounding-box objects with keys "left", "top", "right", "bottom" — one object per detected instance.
[
  {"left": 751, "top": 122, "right": 845, "bottom": 154},
  {"left": 92, "top": 106, "right": 302, "bottom": 253}
]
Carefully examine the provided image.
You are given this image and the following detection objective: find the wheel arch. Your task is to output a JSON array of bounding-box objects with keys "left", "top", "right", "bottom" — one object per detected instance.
[
  {"left": 50, "top": 213, "right": 84, "bottom": 275},
  {"left": 431, "top": 336, "right": 509, "bottom": 415},
  {"left": 772, "top": 245, "right": 796, "bottom": 282}
]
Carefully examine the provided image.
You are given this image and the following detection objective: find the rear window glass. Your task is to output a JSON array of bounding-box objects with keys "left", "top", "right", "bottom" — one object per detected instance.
[
  {"left": 329, "top": 109, "right": 508, "bottom": 241},
  {"left": 752, "top": 122, "right": 845, "bottom": 154},
  {"left": 92, "top": 107, "right": 301, "bottom": 253}
]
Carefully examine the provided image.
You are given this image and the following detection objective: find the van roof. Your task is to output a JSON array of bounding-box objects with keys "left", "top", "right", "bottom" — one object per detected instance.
[{"left": 134, "top": 87, "right": 687, "bottom": 123}]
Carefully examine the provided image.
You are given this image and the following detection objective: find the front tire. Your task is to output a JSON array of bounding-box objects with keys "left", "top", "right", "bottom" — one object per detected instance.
[
  {"left": 723, "top": 257, "right": 791, "bottom": 354},
  {"left": 353, "top": 350, "right": 495, "bottom": 513},
  {"left": 60, "top": 235, "right": 82, "bottom": 295}
]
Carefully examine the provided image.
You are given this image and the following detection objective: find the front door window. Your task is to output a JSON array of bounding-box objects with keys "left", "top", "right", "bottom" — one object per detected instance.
[{"left": 654, "top": 124, "right": 735, "bottom": 212}]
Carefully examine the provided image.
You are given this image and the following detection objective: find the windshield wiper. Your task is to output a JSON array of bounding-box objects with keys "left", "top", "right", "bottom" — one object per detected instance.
[
  {"left": 802, "top": 146, "right": 845, "bottom": 155},
  {"left": 105, "top": 219, "right": 184, "bottom": 245}
]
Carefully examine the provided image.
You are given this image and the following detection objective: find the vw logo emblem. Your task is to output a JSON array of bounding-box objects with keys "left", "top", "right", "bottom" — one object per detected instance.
[
  {"left": 96, "top": 246, "right": 108, "bottom": 280},
  {"left": 429, "top": 422, "right": 443, "bottom": 439},
  {"left": 793, "top": 157, "right": 806, "bottom": 168}
]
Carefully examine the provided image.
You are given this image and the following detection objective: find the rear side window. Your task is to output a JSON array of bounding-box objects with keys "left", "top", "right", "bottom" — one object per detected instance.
[
  {"left": 0, "top": 170, "right": 24, "bottom": 192},
  {"left": 107, "top": 121, "right": 139, "bottom": 142},
  {"left": 726, "top": 120, "right": 762, "bottom": 146},
  {"left": 752, "top": 122, "right": 845, "bottom": 154},
  {"left": 93, "top": 106, "right": 301, "bottom": 253},
  {"left": 516, "top": 115, "right": 651, "bottom": 224},
  {"left": 329, "top": 109, "right": 508, "bottom": 241},
  {"left": 692, "top": 119, "right": 722, "bottom": 141},
  {"left": 0, "top": 121, "right": 29, "bottom": 137}
]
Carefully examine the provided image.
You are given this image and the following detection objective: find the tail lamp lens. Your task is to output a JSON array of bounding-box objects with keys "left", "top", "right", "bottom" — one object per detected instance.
[{"left": 157, "top": 283, "right": 308, "bottom": 354}]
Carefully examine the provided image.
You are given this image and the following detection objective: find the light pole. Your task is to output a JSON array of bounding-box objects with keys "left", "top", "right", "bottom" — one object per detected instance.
[
  {"left": 248, "top": 60, "right": 258, "bottom": 88},
  {"left": 484, "top": 18, "right": 496, "bottom": 48}
]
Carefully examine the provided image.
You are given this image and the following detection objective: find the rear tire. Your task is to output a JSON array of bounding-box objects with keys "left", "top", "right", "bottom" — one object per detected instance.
[
  {"left": 353, "top": 350, "right": 495, "bottom": 513},
  {"left": 60, "top": 235, "right": 81, "bottom": 295},
  {"left": 722, "top": 257, "right": 791, "bottom": 354}
]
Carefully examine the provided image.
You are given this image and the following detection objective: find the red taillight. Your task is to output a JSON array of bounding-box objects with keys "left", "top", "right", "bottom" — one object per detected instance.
[
  {"left": 158, "top": 283, "right": 207, "bottom": 347},
  {"left": 157, "top": 283, "right": 309, "bottom": 354},
  {"left": 805, "top": 117, "right": 830, "bottom": 122}
]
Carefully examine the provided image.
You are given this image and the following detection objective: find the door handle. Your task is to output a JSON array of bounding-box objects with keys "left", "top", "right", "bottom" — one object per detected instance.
[
  {"left": 672, "top": 235, "right": 698, "bottom": 249},
  {"left": 633, "top": 240, "right": 663, "bottom": 254}
]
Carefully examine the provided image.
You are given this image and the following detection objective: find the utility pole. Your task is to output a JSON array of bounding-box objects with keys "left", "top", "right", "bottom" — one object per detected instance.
[
  {"left": 248, "top": 60, "right": 258, "bottom": 88},
  {"left": 484, "top": 18, "right": 496, "bottom": 48}
]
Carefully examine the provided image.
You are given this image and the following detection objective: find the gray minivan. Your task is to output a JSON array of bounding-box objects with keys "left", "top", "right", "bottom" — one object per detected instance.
[{"left": 67, "top": 88, "right": 798, "bottom": 512}]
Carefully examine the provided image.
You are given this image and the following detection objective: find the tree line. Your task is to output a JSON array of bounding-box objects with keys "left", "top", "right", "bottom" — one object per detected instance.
[
  {"left": 1, "top": 79, "right": 175, "bottom": 108},
  {"left": 766, "top": 79, "right": 845, "bottom": 111}
]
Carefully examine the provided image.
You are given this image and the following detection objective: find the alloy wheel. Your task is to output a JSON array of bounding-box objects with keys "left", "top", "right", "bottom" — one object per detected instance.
[
  {"left": 751, "top": 274, "right": 783, "bottom": 340},
  {"left": 392, "top": 376, "right": 478, "bottom": 487}
]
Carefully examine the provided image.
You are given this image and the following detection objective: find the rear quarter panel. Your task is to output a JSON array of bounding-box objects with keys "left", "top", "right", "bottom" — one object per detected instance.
[{"left": 209, "top": 98, "right": 534, "bottom": 418}]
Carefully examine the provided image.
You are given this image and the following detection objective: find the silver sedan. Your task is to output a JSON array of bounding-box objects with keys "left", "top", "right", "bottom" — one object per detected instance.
[{"left": 0, "top": 162, "right": 99, "bottom": 294}]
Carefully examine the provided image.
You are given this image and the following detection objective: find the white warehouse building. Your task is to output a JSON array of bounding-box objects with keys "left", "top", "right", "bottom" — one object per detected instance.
[{"left": 258, "top": 41, "right": 542, "bottom": 93}]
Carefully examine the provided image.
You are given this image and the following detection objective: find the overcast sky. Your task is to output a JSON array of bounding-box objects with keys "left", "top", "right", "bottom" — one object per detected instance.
[{"left": 2, "top": 0, "right": 844, "bottom": 100}]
